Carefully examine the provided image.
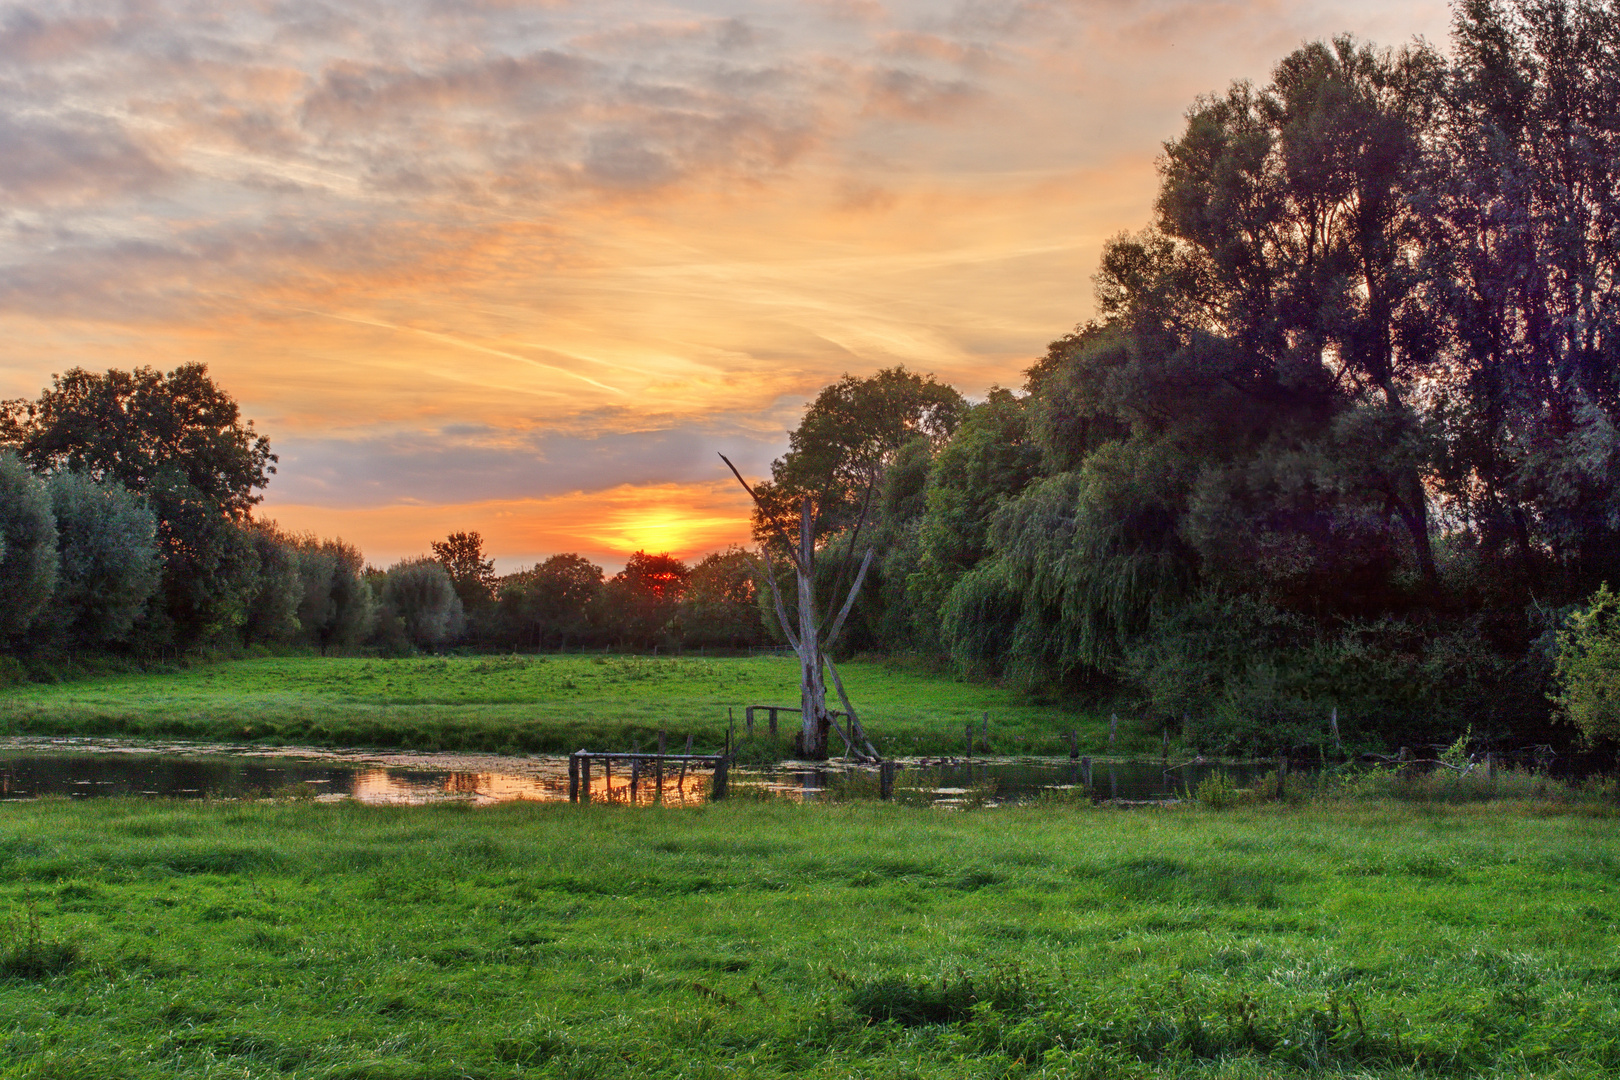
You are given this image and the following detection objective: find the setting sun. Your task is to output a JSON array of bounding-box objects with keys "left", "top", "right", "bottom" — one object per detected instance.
[{"left": 0, "top": 0, "right": 1452, "bottom": 569}]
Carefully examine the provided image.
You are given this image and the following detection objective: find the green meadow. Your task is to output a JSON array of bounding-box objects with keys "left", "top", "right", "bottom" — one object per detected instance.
[
  {"left": 0, "top": 654, "right": 1110, "bottom": 759},
  {"left": 2, "top": 794, "right": 1619, "bottom": 1079}
]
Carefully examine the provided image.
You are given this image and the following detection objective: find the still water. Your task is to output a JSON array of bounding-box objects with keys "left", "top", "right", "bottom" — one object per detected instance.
[{"left": 0, "top": 738, "right": 1278, "bottom": 806}]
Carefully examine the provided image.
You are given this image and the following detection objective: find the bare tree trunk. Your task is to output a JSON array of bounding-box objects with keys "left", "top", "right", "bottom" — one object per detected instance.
[{"left": 795, "top": 498, "right": 830, "bottom": 758}]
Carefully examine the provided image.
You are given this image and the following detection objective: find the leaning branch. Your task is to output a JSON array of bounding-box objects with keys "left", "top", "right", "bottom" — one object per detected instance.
[
  {"left": 751, "top": 545, "right": 801, "bottom": 653},
  {"left": 824, "top": 655, "right": 880, "bottom": 761},
  {"left": 823, "top": 548, "right": 875, "bottom": 652},
  {"left": 719, "top": 453, "right": 803, "bottom": 572}
]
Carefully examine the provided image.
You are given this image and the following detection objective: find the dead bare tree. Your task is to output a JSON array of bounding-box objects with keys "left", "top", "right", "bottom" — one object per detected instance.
[{"left": 720, "top": 454, "right": 880, "bottom": 761}]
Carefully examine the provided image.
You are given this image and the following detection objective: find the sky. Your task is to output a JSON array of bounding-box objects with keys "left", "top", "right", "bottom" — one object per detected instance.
[{"left": 0, "top": 0, "right": 1453, "bottom": 573}]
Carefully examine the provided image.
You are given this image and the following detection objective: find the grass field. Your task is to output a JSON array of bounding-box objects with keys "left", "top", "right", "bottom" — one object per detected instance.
[
  {"left": 2, "top": 794, "right": 1618, "bottom": 1078},
  {"left": 0, "top": 655, "right": 1115, "bottom": 759}
]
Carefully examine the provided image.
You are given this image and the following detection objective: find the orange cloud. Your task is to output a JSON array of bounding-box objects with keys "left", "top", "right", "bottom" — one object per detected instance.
[{"left": 0, "top": 0, "right": 1455, "bottom": 569}]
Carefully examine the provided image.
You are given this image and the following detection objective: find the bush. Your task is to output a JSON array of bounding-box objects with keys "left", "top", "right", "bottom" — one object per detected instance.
[
  {"left": 380, "top": 559, "right": 465, "bottom": 651},
  {"left": 41, "top": 470, "right": 161, "bottom": 648},
  {"left": 1552, "top": 583, "right": 1620, "bottom": 744},
  {"left": 0, "top": 451, "right": 57, "bottom": 640}
]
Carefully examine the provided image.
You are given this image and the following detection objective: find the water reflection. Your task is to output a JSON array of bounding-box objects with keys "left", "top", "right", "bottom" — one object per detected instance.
[{"left": 0, "top": 738, "right": 1279, "bottom": 806}]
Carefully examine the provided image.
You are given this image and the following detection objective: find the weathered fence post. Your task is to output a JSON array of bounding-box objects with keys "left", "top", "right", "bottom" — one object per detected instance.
[
  {"left": 769, "top": 707, "right": 778, "bottom": 736},
  {"left": 657, "top": 730, "right": 667, "bottom": 802},
  {"left": 712, "top": 759, "right": 729, "bottom": 801},
  {"left": 966, "top": 721, "right": 974, "bottom": 759},
  {"left": 630, "top": 738, "right": 640, "bottom": 802},
  {"left": 880, "top": 760, "right": 897, "bottom": 800},
  {"left": 742, "top": 705, "right": 752, "bottom": 736},
  {"left": 580, "top": 755, "right": 592, "bottom": 803},
  {"left": 1485, "top": 751, "right": 1494, "bottom": 782},
  {"left": 568, "top": 751, "right": 581, "bottom": 802},
  {"left": 604, "top": 756, "right": 613, "bottom": 801},
  {"left": 1069, "top": 730, "right": 1079, "bottom": 760},
  {"left": 1109, "top": 714, "right": 1118, "bottom": 749}
]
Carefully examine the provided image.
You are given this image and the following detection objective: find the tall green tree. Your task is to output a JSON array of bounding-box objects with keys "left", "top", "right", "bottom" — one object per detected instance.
[
  {"left": 432, "top": 531, "right": 497, "bottom": 616},
  {"left": 752, "top": 366, "right": 964, "bottom": 541},
  {"left": 42, "top": 470, "right": 161, "bottom": 648},
  {"left": 496, "top": 553, "right": 603, "bottom": 650},
  {"left": 0, "top": 452, "right": 57, "bottom": 642},
  {"left": 1427, "top": 0, "right": 1620, "bottom": 588},
  {"left": 1, "top": 365, "right": 276, "bottom": 647},
  {"left": 380, "top": 559, "right": 464, "bottom": 652}
]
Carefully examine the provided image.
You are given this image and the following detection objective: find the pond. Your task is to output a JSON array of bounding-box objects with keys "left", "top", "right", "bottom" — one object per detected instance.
[{"left": 0, "top": 738, "right": 1284, "bottom": 806}]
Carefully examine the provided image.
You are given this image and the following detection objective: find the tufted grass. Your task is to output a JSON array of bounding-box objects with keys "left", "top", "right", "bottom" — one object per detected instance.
[{"left": 1, "top": 795, "right": 1618, "bottom": 1077}]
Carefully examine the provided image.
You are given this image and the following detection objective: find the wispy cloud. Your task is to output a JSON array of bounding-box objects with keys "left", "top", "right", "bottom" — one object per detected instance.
[{"left": 0, "top": 0, "right": 1453, "bottom": 565}]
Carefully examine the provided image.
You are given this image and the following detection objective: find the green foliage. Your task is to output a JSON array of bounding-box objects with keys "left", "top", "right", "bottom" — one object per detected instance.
[
  {"left": 0, "top": 451, "right": 57, "bottom": 641},
  {"left": 753, "top": 365, "right": 965, "bottom": 542},
  {"left": 1552, "top": 583, "right": 1620, "bottom": 743},
  {"left": 2, "top": 365, "right": 275, "bottom": 650},
  {"left": 431, "top": 530, "right": 497, "bottom": 616},
  {"left": 239, "top": 522, "right": 302, "bottom": 646},
  {"left": 495, "top": 552, "right": 604, "bottom": 650},
  {"left": 40, "top": 470, "right": 161, "bottom": 649},
  {"left": 675, "top": 548, "right": 767, "bottom": 647},
  {"left": 294, "top": 535, "right": 374, "bottom": 652},
  {"left": 380, "top": 559, "right": 464, "bottom": 651},
  {"left": 0, "top": 363, "right": 274, "bottom": 519}
]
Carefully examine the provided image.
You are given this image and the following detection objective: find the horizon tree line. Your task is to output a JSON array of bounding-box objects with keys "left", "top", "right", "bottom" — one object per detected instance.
[{"left": 5, "top": 0, "right": 1620, "bottom": 756}]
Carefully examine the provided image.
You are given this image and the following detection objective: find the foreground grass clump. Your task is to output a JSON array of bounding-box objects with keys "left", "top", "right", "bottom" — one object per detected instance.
[
  {"left": 0, "top": 654, "right": 1106, "bottom": 757},
  {"left": 2, "top": 797, "right": 1618, "bottom": 1077}
]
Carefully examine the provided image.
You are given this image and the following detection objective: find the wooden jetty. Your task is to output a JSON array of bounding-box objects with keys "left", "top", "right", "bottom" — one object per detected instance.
[
  {"left": 743, "top": 703, "right": 879, "bottom": 761},
  {"left": 568, "top": 750, "right": 730, "bottom": 803}
]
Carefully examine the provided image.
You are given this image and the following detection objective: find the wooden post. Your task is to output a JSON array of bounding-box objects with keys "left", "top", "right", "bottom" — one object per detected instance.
[
  {"left": 1162, "top": 729, "right": 1170, "bottom": 764},
  {"left": 1069, "top": 730, "right": 1079, "bottom": 760},
  {"left": 605, "top": 756, "right": 613, "bottom": 802},
  {"left": 1109, "top": 713, "right": 1118, "bottom": 749},
  {"left": 768, "top": 707, "right": 778, "bottom": 736},
  {"left": 1330, "top": 707, "right": 1341, "bottom": 757},
  {"left": 568, "top": 751, "right": 580, "bottom": 802},
  {"left": 1485, "top": 751, "right": 1495, "bottom": 781},
  {"left": 880, "top": 760, "right": 896, "bottom": 800},
  {"left": 657, "top": 730, "right": 667, "bottom": 803},
  {"left": 580, "top": 755, "right": 591, "bottom": 803},
  {"left": 982, "top": 712, "right": 989, "bottom": 752},
  {"left": 712, "top": 758, "right": 729, "bottom": 801},
  {"left": 966, "top": 721, "right": 974, "bottom": 759},
  {"left": 742, "top": 705, "right": 752, "bottom": 736},
  {"left": 728, "top": 712, "right": 736, "bottom": 756}
]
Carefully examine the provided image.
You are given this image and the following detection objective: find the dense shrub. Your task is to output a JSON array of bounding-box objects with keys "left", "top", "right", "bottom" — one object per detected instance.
[
  {"left": 0, "top": 451, "right": 57, "bottom": 641},
  {"left": 41, "top": 470, "right": 161, "bottom": 648}
]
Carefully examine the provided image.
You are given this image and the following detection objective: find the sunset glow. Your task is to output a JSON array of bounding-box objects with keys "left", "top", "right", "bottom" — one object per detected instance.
[{"left": 0, "top": 0, "right": 1452, "bottom": 571}]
